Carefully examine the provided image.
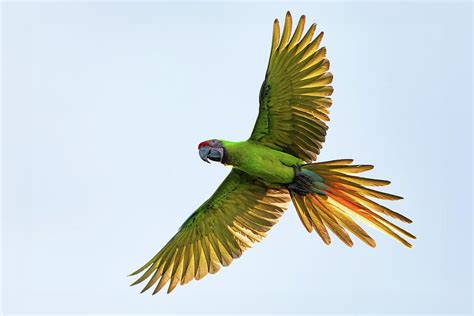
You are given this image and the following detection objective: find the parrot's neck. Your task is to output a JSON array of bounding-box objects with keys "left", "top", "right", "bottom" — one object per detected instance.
[{"left": 219, "top": 140, "right": 240, "bottom": 166}]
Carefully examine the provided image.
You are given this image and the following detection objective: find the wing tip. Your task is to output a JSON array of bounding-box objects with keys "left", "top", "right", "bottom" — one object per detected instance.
[
  {"left": 344, "top": 239, "right": 354, "bottom": 247},
  {"left": 321, "top": 235, "right": 331, "bottom": 245},
  {"left": 128, "top": 269, "right": 141, "bottom": 277},
  {"left": 129, "top": 277, "right": 144, "bottom": 287}
]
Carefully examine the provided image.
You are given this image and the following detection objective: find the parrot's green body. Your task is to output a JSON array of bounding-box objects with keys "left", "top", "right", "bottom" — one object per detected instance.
[
  {"left": 221, "top": 140, "right": 302, "bottom": 184},
  {"left": 130, "top": 12, "right": 415, "bottom": 295}
]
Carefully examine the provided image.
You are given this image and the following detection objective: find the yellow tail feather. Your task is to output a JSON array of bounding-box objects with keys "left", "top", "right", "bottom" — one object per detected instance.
[{"left": 290, "top": 160, "right": 415, "bottom": 248}]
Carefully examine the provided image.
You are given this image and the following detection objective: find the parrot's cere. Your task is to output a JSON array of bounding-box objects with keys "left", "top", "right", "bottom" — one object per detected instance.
[{"left": 130, "top": 12, "right": 415, "bottom": 295}]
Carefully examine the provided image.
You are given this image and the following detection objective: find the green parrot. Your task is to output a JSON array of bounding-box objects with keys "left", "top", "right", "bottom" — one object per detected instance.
[{"left": 130, "top": 11, "right": 415, "bottom": 295}]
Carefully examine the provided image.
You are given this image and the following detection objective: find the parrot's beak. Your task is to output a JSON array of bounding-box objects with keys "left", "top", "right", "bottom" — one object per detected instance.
[{"left": 199, "top": 146, "right": 224, "bottom": 163}]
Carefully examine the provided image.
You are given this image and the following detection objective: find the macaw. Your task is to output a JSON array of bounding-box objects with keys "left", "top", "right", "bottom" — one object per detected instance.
[{"left": 130, "top": 11, "right": 415, "bottom": 295}]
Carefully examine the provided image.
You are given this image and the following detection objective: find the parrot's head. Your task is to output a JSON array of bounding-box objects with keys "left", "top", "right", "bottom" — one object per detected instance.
[{"left": 198, "top": 139, "right": 225, "bottom": 164}]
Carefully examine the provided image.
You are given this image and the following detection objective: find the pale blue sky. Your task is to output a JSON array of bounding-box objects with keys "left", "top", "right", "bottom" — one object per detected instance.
[{"left": 1, "top": 1, "right": 472, "bottom": 314}]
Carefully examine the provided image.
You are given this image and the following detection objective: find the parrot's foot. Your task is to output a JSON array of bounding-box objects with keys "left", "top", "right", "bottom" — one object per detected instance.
[{"left": 288, "top": 165, "right": 318, "bottom": 195}]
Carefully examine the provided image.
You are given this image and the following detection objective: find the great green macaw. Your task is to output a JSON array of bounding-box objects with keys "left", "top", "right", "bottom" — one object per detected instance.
[{"left": 130, "top": 12, "right": 415, "bottom": 294}]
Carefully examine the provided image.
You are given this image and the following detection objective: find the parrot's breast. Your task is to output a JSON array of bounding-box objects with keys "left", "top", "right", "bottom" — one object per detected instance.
[{"left": 221, "top": 140, "right": 302, "bottom": 184}]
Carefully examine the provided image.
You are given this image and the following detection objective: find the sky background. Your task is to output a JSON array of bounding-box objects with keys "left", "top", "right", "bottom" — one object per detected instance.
[{"left": 1, "top": 1, "right": 472, "bottom": 315}]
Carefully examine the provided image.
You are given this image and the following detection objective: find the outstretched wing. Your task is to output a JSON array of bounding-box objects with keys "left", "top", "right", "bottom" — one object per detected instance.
[
  {"left": 250, "top": 12, "right": 333, "bottom": 162},
  {"left": 129, "top": 169, "right": 290, "bottom": 294}
]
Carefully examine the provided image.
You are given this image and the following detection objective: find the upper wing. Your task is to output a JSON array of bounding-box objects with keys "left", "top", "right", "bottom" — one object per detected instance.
[
  {"left": 250, "top": 12, "right": 333, "bottom": 162},
  {"left": 129, "top": 169, "right": 290, "bottom": 294}
]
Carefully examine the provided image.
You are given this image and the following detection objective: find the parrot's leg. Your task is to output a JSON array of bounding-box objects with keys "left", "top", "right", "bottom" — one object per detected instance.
[{"left": 287, "top": 165, "right": 326, "bottom": 196}]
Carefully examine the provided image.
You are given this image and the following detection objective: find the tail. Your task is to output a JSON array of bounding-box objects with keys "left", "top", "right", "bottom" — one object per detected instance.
[{"left": 289, "top": 159, "right": 415, "bottom": 248}]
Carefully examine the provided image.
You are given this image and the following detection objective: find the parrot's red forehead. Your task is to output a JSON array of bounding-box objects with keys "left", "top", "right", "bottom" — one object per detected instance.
[{"left": 198, "top": 141, "right": 210, "bottom": 149}]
